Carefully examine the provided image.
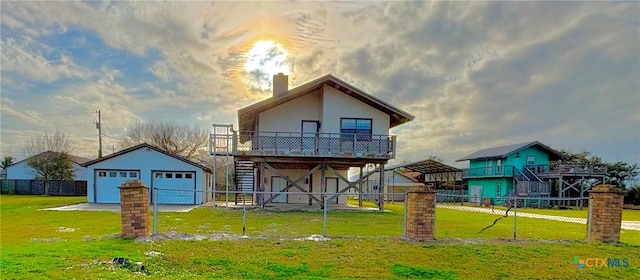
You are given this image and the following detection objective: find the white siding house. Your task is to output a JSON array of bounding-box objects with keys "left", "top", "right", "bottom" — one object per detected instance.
[
  {"left": 349, "top": 169, "right": 419, "bottom": 202},
  {"left": 83, "top": 143, "right": 213, "bottom": 204},
  {"left": 5, "top": 152, "right": 88, "bottom": 181},
  {"left": 212, "top": 73, "right": 414, "bottom": 208}
]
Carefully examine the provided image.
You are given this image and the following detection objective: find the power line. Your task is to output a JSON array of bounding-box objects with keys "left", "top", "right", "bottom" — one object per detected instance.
[
  {"left": 1, "top": 132, "right": 97, "bottom": 138},
  {"left": 26, "top": 111, "right": 95, "bottom": 117}
]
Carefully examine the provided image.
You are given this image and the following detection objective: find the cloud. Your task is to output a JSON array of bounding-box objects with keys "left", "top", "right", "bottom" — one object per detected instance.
[
  {"left": 0, "top": 36, "right": 90, "bottom": 86},
  {"left": 0, "top": 1, "right": 637, "bottom": 166}
]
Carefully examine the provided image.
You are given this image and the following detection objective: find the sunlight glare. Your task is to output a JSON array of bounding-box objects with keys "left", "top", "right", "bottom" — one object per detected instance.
[{"left": 244, "top": 40, "right": 290, "bottom": 91}]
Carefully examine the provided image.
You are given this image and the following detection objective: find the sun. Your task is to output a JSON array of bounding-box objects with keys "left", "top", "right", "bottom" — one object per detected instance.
[{"left": 244, "top": 40, "right": 291, "bottom": 91}]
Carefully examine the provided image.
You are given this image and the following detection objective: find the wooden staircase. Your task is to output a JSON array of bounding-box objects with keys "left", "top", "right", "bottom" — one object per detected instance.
[{"left": 513, "top": 167, "right": 551, "bottom": 207}]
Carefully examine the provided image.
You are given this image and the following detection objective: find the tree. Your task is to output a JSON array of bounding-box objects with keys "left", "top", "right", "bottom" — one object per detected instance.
[
  {"left": 553, "top": 148, "right": 639, "bottom": 188},
  {"left": 120, "top": 121, "right": 209, "bottom": 162},
  {"left": 24, "top": 130, "right": 75, "bottom": 195},
  {"left": 119, "top": 121, "right": 229, "bottom": 188},
  {"left": 554, "top": 149, "right": 603, "bottom": 166},
  {"left": 624, "top": 185, "right": 640, "bottom": 205},
  {"left": 1, "top": 156, "right": 15, "bottom": 169},
  {"left": 606, "top": 161, "right": 639, "bottom": 188}
]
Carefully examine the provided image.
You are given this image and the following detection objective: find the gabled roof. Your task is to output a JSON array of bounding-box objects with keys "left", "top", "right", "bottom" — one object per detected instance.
[
  {"left": 238, "top": 74, "right": 415, "bottom": 132},
  {"left": 8, "top": 151, "right": 90, "bottom": 167},
  {"left": 456, "top": 141, "right": 563, "bottom": 162},
  {"left": 81, "top": 143, "right": 212, "bottom": 173}
]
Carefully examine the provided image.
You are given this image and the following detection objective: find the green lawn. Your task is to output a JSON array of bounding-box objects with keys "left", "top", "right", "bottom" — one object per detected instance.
[
  {"left": 2, "top": 195, "right": 640, "bottom": 279},
  {"left": 437, "top": 202, "right": 640, "bottom": 221}
]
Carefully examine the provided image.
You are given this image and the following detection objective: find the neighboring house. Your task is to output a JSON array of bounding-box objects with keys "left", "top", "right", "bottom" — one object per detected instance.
[
  {"left": 456, "top": 141, "right": 607, "bottom": 203},
  {"left": 211, "top": 73, "right": 414, "bottom": 208},
  {"left": 349, "top": 168, "right": 419, "bottom": 202},
  {"left": 3, "top": 151, "right": 89, "bottom": 195},
  {"left": 82, "top": 143, "right": 213, "bottom": 205},
  {"left": 387, "top": 159, "right": 463, "bottom": 187},
  {"left": 5, "top": 151, "right": 89, "bottom": 181}
]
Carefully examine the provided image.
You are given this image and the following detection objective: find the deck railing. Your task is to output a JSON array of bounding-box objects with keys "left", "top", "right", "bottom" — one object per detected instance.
[
  {"left": 526, "top": 164, "right": 608, "bottom": 176},
  {"left": 210, "top": 131, "right": 396, "bottom": 159},
  {"left": 462, "top": 166, "right": 515, "bottom": 178},
  {"left": 461, "top": 163, "right": 608, "bottom": 179},
  {"left": 516, "top": 181, "right": 551, "bottom": 196}
]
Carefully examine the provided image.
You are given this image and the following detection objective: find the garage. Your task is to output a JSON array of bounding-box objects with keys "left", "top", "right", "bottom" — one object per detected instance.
[
  {"left": 82, "top": 143, "right": 213, "bottom": 205},
  {"left": 152, "top": 171, "right": 197, "bottom": 204},
  {"left": 95, "top": 170, "right": 140, "bottom": 203}
]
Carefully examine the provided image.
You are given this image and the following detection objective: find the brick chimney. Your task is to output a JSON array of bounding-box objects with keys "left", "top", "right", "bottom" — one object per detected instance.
[{"left": 273, "top": 73, "right": 288, "bottom": 97}]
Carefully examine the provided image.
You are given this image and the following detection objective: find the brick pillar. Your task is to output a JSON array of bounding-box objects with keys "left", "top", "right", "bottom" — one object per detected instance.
[
  {"left": 588, "top": 185, "right": 624, "bottom": 242},
  {"left": 119, "top": 180, "right": 150, "bottom": 238},
  {"left": 406, "top": 185, "right": 436, "bottom": 241}
]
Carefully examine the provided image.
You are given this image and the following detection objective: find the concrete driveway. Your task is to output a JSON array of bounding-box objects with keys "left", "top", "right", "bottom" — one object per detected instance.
[{"left": 43, "top": 203, "right": 198, "bottom": 213}]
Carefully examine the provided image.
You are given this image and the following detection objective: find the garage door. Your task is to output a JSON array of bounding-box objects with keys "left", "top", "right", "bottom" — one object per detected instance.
[
  {"left": 152, "top": 171, "right": 196, "bottom": 204},
  {"left": 95, "top": 170, "right": 140, "bottom": 203}
]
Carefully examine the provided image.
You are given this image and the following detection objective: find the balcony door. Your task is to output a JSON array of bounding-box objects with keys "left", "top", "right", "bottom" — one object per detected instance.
[{"left": 301, "top": 120, "right": 319, "bottom": 153}]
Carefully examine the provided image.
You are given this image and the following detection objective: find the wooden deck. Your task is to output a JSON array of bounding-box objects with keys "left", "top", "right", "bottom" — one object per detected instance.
[
  {"left": 211, "top": 131, "right": 397, "bottom": 161},
  {"left": 526, "top": 164, "right": 607, "bottom": 178}
]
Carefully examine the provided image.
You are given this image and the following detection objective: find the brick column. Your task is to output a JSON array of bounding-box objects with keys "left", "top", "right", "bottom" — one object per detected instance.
[
  {"left": 119, "top": 180, "right": 150, "bottom": 238},
  {"left": 588, "top": 185, "right": 624, "bottom": 242},
  {"left": 406, "top": 185, "right": 436, "bottom": 241}
]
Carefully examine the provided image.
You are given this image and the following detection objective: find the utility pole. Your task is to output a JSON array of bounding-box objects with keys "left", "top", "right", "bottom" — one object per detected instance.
[{"left": 96, "top": 110, "right": 102, "bottom": 158}]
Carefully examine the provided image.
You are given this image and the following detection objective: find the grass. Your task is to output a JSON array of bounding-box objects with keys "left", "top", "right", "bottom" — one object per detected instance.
[
  {"left": 2, "top": 195, "right": 640, "bottom": 279},
  {"left": 437, "top": 202, "right": 640, "bottom": 221}
]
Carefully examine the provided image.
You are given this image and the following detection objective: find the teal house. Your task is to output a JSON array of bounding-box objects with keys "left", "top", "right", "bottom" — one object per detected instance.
[{"left": 456, "top": 141, "right": 563, "bottom": 200}]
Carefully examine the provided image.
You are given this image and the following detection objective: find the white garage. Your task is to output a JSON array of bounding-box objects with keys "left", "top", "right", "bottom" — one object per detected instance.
[{"left": 82, "top": 143, "right": 213, "bottom": 204}]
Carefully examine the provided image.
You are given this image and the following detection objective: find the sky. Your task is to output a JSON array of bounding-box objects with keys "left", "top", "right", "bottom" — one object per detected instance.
[{"left": 1, "top": 1, "right": 639, "bottom": 168}]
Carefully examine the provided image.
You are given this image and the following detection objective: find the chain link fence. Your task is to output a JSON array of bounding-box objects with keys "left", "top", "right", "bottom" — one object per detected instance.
[
  {"left": 435, "top": 194, "right": 591, "bottom": 240},
  {"left": 151, "top": 188, "right": 597, "bottom": 241},
  {"left": 152, "top": 188, "right": 405, "bottom": 239}
]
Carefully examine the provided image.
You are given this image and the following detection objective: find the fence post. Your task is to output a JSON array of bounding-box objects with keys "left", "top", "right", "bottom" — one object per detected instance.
[
  {"left": 242, "top": 194, "right": 247, "bottom": 236},
  {"left": 403, "top": 192, "right": 408, "bottom": 238},
  {"left": 405, "top": 185, "right": 435, "bottom": 241},
  {"left": 153, "top": 187, "right": 158, "bottom": 235},
  {"left": 323, "top": 197, "right": 328, "bottom": 236},
  {"left": 587, "top": 196, "right": 593, "bottom": 242},
  {"left": 119, "top": 180, "right": 150, "bottom": 238},
  {"left": 513, "top": 198, "right": 518, "bottom": 240},
  {"left": 587, "top": 185, "right": 624, "bottom": 242}
]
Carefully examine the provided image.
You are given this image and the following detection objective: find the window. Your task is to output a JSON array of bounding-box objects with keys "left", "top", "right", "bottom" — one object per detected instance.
[
  {"left": 176, "top": 173, "right": 183, "bottom": 179},
  {"left": 340, "top": 118, "right": 372, "bottom": 140},
  {"left": 165, "top": 173, "right": 173, "bottom": 179},
  {"left": 185, "top": 174, "right": 193, "bottom": 179},
  {"left": 98, "top": 171, "right": 106, "bottom": 177},
  {"left": 526, "top": 155, "right": 536, "bottom": 165},
  {"left": 496, "top": 183, "right": 501, "bottom": 197},
  {"left": 109, "top": 172, "right": 117, "bottom": 177},
  {"left": 119, "top": 172, "right": 127, "bottom": 177},
  {"left": 129, "top": 172, "right": 137, "bottom": 178},
  {"left": 155, "top": 172, "right": 163, "bottom": 178}
]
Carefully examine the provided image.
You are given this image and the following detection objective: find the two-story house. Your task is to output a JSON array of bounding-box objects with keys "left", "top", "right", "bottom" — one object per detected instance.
[
  {"left": 211, "top": 73, "right": 414, "bottom": 209},
  {"left": 457, "top": 141, "right": 607, "bottom": 206}
]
